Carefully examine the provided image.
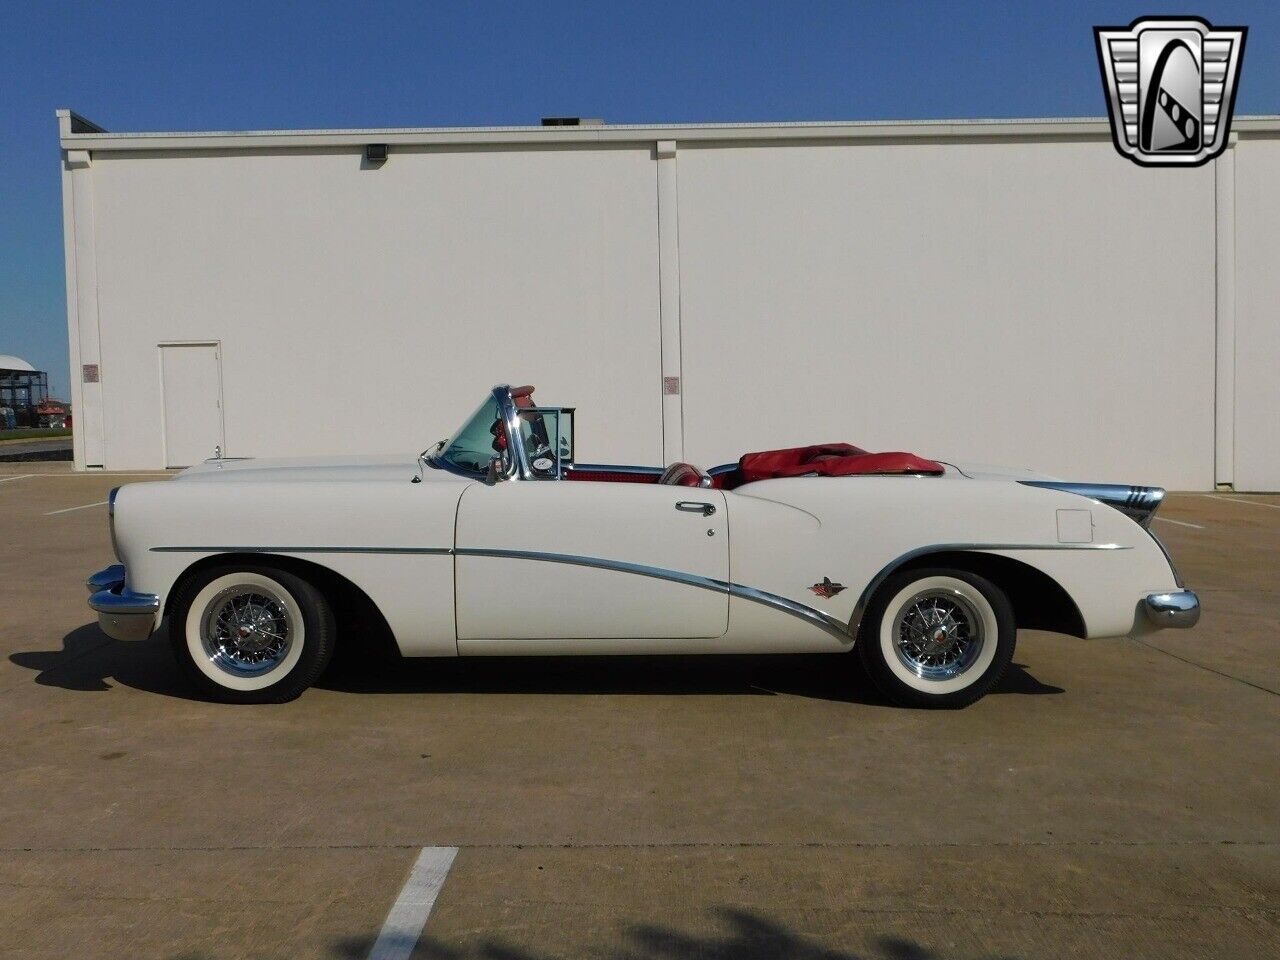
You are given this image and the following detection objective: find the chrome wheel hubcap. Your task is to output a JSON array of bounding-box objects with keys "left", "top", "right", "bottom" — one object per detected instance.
[
  {"left": 892, "top": 588, "right": 985, "bottom": 680},
  {"left": 200, "top": 586, "right": 293, "bottom": 677}
]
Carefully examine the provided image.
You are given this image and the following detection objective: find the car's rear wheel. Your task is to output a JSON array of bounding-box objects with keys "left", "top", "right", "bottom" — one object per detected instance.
[
  {"left": 168, "top": 564, "right": 335, "bottom": 703},
  {"left": 858, "top": 567, "right": 1015, "bottom": 708}
]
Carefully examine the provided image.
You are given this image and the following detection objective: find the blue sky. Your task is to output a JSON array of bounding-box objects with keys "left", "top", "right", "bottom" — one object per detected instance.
[{"left": 2, "top": 1, "right": 1276, "bottom": 399}]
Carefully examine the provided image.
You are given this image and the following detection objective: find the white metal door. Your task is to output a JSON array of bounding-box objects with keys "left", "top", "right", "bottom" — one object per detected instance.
[
  {"left": 159, "top": 343, "right": 223, "bottom": 468},
  {"left": 455, "top": 481, "right": 729, "bottom": 643}
]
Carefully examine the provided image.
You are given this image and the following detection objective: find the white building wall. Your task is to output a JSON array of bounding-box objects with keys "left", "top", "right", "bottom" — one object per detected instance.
[
  {"left": 676, "top": 139, "right": 1216, "bottom": 488},
  {"left": 1232, "top": 138, "right": 1280, "bottom": 492},
  {"left": 58, "top": 115, "right": 1280, "bottom": 489},
  {"left": 86, "top": 144, "right": 664, "bottom": 468}
]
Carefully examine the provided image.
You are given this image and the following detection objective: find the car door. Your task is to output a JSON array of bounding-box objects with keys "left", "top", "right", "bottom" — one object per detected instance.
[{"left": 454, "top": 480, "right": 728, "bottom": 645}]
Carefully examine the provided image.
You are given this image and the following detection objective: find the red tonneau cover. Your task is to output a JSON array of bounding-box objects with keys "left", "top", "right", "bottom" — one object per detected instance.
[{"left": 720, "top": 443, "right": 944, "bottom": 488}]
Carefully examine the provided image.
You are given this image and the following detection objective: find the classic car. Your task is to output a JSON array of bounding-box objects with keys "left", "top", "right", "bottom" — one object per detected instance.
[{"left": 87, "top": 383, "right": 1199, "bottom": 707}]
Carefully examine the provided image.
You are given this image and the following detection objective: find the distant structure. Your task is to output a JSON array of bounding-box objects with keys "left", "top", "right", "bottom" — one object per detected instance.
[{"left": 0, "top": 355, "right": 50, "bottom": 429}]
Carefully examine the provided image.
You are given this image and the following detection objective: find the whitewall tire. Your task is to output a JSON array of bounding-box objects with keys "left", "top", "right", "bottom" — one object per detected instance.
[
  {"left": 168, "top": 564, "right": 335, "bottom": 703},
  {"left": 858, "top": 567, "right": 1015, "bottom": 709}
]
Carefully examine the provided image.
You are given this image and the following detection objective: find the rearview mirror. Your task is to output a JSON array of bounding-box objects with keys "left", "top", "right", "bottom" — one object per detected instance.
[{"left": 486, "top": 454, "right": 508, "bottom": 485}]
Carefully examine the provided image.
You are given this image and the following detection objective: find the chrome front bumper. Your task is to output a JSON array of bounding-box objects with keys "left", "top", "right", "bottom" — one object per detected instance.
[
  {"left": 87, "top": 564, "right": 159, "bottom": 642},
  {"left": 1143, "top": 590, "right": 1201, "bottom": 629}
]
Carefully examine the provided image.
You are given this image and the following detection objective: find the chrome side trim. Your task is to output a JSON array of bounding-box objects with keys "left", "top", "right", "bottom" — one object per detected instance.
[
  {"left": 146, "top": 544, "right": 851, "bottom": 640},
  {"left": 847, "top": 542, "right": 1130, "bottom": 638},
  {"left": 455, "top": 547, "right": 853, "bottom": 642},
  {"left": 147, "top": 542, "right": 1125, "bottom": 644},
  {"left": 1143, "top": 590, "right": 1201, "bottom": 628},
  {"left": 150, "top": 546, "right": 453, "bottom": 555},
  {"left": 1020, "top": 481, "right": 1166, "bottom": 529},
  {"left": 727, "top": 583, "right": 851, "bottom": 641}
]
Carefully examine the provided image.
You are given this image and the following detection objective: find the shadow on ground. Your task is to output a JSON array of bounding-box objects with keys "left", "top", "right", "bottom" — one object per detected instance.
[
  {"left": 329, "top": 907, "right": 1022, "bottom": 960},
  {"left": 9, "top": 624, "right": 1062, "bottom": 705}
]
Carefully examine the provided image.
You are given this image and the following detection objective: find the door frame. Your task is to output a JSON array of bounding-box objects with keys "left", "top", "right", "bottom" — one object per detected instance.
[{"left": 157, "top": 340, "right": 226, "bottom": 469}]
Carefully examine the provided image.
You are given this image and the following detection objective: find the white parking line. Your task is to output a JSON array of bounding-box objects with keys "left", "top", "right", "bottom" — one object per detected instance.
[
  {"left": 44, "top": 500, "right": 108, "bottom": 516},
  {"left": 1205, "top": 494, "right": 1280, "bottom": 512},
  {"left": 1154, "top": 516, "right": 1205, "bottom": 530},
  {"left": 368, "top": 846, "right": 459, "bottom": 960},
  {"left": 0, "top": 475, "right": 34, "bottom": 484}
]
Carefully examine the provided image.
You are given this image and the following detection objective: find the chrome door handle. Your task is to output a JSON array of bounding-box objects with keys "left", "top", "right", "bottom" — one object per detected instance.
[{"left": 675, "top": 501, "right": 716, "bottom": 517}]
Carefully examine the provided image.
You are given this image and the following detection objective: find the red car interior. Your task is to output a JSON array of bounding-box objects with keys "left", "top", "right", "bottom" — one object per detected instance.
[
  {"left": 715, "top": 443, "right": 945, "bottom": 489},
  {"left": 564, "top": 444, "right": 943, "bottom": 487}
]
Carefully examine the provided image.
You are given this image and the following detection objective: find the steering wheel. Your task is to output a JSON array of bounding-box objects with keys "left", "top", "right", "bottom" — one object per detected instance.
[{"left": 527, "top": 442, "right": 556, "bottom": 477}]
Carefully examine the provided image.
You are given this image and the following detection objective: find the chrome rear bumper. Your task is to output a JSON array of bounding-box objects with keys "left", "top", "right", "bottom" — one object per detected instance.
[
  {"left": 1143, "top": 590, "right": 1201, "bottom": 629},
  {"left": 87, "top": 564, "right": 159, "bottom": 641}
]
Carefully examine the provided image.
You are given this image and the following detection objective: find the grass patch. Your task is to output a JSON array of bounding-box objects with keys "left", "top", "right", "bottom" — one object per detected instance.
[{"left": 0, "top": 428, "right": 71, "bottom": 442}]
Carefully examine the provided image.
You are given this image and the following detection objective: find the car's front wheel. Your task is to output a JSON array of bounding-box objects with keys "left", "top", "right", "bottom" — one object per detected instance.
[
  {"left": 168, "top": 564, "right": 335, "bottom": 703},
  {"left": 858, "top": 567, "right": 1015, "bottom": 708}
]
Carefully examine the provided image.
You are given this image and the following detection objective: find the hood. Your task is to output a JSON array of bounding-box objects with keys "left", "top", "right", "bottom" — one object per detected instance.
[
  {"left": 175, "top": 454, "right": 457, "bottom": 484},
  {"left": 937, "top": 460, "right": 1061, "bottom": 482}
]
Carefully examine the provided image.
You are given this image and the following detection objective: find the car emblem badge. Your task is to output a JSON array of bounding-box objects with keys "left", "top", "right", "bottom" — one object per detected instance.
[
  {"left": 1095, "top": 17, "right": 1247, "bottom": 167},
  {"left": 809, "top": 577, "right": 846, "bottom": 599}
]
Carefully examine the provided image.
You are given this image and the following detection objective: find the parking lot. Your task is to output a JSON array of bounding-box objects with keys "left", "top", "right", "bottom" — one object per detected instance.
[{"left": 1, "top": 463, "right": 1277, "bottom": 959}]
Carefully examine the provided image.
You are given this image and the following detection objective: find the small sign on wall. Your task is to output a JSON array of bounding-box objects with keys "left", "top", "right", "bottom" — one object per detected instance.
[
  {"left": 82, "top": 364, "right": 100, "bottom": 383},
  {"left": 663, "top": 376, "right": 680, "bottom": 396}
]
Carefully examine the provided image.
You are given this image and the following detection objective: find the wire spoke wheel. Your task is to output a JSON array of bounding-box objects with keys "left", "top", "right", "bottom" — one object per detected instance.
[
  {"left": 200, "top": 586, "right": 294, "bottom": 678},
  {"left": 891, "top": 587, "right": 985, "bottom": 681}
]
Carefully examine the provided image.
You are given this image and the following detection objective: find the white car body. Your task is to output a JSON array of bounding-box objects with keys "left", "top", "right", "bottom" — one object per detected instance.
[{"left": 88, "top": 384, "right": 1198, "bottom": 683}]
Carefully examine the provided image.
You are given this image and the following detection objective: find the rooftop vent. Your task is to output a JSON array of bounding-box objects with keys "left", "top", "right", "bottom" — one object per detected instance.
[{"left": 541, "top": 117, "right": 605, "bottom": 127}]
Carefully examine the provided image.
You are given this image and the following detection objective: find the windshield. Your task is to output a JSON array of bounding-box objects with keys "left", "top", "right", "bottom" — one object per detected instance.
[
  {"left": 428, "top": 385, "right": 570, "bottom": 479},
  {"left": 433, "top": 395, "right": 504, "bottom": 475}
]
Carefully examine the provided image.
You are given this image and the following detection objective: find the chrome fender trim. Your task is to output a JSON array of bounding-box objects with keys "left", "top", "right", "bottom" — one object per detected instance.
[
  {"left": 152, "top": 545, "right": 453, "bottom": 555},
  {"left": 847, "top": 542, "right": 1129, "bottom": 639},
  {"left": 146, "top": 543, "right": 1123, "bottom": 647},
  {"left": 148, "top": 545, "right": 851, "bottom": 640},
  {"left": 455, "top": 547, "right": 854, "bottom": 642},
  {"left": 1020, "top": 481, "right": 1165, "bottom": 528}
]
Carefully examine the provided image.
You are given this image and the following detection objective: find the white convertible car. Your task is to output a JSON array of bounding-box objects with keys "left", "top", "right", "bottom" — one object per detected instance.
[{"left": 88, "top": 383, "right": 1199, "bottom": 707}]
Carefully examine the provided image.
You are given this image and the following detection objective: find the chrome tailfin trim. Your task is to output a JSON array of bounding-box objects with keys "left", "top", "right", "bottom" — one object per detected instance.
[{"left": 1020, "top": 481, "right": 1165, "bottom": 528}]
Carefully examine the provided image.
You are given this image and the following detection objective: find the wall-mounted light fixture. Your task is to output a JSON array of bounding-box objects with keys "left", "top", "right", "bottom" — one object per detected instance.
[{"left": 365, "top": 143, "right": 388, "bottom": 164}]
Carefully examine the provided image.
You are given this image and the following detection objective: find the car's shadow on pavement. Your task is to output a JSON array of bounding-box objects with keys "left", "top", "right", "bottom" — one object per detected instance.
[
  {"left": 9, "top": 623, "right": 195, "bottom": 698},
  {"left": 10, "top": 624, "right": 1063, "bottom": 705},
  {"left": 331, "top": 908, "right": 1018, "bottom": 960}
]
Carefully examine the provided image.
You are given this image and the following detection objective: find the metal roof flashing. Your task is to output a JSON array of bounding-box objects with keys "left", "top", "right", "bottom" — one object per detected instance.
[{"left": 56, "top": 110, "right": 1280, "bottom": 153}]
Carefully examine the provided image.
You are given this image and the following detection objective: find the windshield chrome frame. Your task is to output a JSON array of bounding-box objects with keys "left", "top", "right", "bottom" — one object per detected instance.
[{"left": 494, "top": 384, "right": 532, "bottom": 481}]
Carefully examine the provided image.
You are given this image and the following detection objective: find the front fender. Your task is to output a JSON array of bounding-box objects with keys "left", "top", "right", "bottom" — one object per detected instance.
[{"left": 109, "top": 478, "right": 470, "bottom": 656}]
